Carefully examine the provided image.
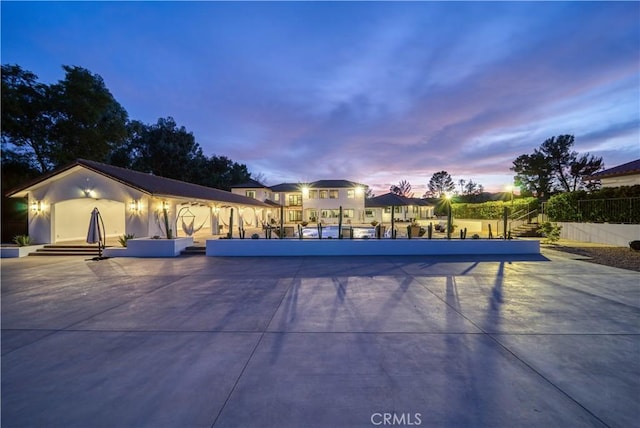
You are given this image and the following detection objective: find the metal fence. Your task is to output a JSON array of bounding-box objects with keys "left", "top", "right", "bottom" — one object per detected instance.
[{"left": 576, "top": 197, "right": 640, "bottom": 224}]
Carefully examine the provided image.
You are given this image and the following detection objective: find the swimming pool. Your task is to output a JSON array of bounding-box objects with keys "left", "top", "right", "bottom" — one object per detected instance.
[{"left": 297, "top": 226, "right": 377, "bottom": 239}]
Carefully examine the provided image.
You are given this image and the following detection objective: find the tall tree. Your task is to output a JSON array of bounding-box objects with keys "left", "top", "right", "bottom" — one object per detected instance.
[
  {"left": 457, "top": 179, "right": 466, "bottom": 195},
  {"left": 427, "top": 171, "right": 455, "bottom": 198},
  {"left": 390, "top": 179, "right": 413, "bottom": 197},
  {"left": 512, "top": 151, "right": 554, "bottom": 198},
  {"left": 119, "top": 117, "right": 205, "bottom": 181},
  {"left": 1, "top": 64, "right": 129, "bottom": 171},
  {"left": 112, "top": 117, "right": 252, "bottom": 190},
  {"left": 512, "top": 135, "right": 603, "bottom": 195},
  {"left": 48, "top": 66, "right": 128, "bottom": 166},
  {"left": 463, "top": 179, "right": 483, "bottom": 196},
  {"left": 1, "top": 64, "right": 53, "bottom": 172}
]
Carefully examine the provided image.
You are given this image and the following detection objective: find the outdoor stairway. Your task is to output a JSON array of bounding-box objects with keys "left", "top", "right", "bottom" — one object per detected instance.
[
  {"left": 181, "top": 246, "right": 206, "bottom": 256},
  {"left": 512, "top": 223, "right": 541, "bottom": 238},
  {"left": 29, "top": 244, "right": 106, "bottom": 257}
]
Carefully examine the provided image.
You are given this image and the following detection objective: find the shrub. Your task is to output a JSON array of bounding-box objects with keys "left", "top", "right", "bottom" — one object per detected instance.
[
  {"left": 118, "top": 233, "right": 136, "bottom": 247},
  {"left": 251, "top": 233, "right": 260, "bottom": 239},
  {"left": 12, "top": 235, "right": 32, "bottom": 246},
  {"left": 546, "top": 186, "right": 640, "bottom": 223},
  {"left": 538, "top": 222, "right": 562, "bottom": 244},
  {"left": 452, "top": 197, "right": 538, "bottom": 220}
]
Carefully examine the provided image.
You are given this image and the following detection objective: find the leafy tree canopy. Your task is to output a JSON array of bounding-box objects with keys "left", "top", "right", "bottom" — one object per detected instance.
[
  {"left": 511, "top": 134, "right": 603, "bottom": 197},
  {"left": 426, "top": 171, "right": 455, "bottom": 198},
  {"left": 390, "top": 179, "right": 413, "bottom": 197},
  {"left": 2, "top": 63, "right": 255, "bottom": 192},
  {"left": 1, "top": 64, "right": 129, "bottom": 172}
]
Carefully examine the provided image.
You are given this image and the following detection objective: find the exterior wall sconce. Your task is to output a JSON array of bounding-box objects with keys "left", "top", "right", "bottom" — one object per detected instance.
[
  {"left": 129, "top": 200, "right": 141, "bottom": 212},
  {"left": 355, "top": 186, "right": 364, "bottom": 197},
  {"left": 162, "top": 201, "right": 169, "bottom": 211},
  {"left": 31, "top": 200, "right": 43, "bottom": 213}
]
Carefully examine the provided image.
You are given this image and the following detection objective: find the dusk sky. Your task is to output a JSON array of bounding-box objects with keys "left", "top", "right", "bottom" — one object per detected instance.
[{"left": 2, "top": 1, "right": 639, "bottom": 194}]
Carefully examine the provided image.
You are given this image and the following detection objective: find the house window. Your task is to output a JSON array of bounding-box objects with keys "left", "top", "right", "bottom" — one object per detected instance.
[
  {"left": 384, "top": 207, "right": 391, "bottom": 213},
  {"left": 320, "top": 190, "right": 328, "bottom": 199},
  {"left": 321, "top": 209, "right": 340, "bottom": 218},
  {"left": 246, "top": 190, "right": 256, "bottom": 199},
  {"left": 365, "top": 209, "right": 374, "bottom": 218},
  {"left": 288, "top": 210, "right": 302, "bottom": 222},
  {"left": 309, "top": 190, "right": 318, "bottom": 199},
  {"left": 308, "top": 210, "right": 318, "bottom": 222},
  {"left": 274, "top": 193, "right": 280, "bottom": 202},
  {"left": 343, "top": 209, "right": 354, "bottom": 218},
  {"left": 329, "top": 190, "right": 338, "bottom": 199},
  {"left": 288, "top": 194, "right": 302, "bottom": 206},
  {"left": 347, "top": 190, "right": 355, "bottom": 199}
]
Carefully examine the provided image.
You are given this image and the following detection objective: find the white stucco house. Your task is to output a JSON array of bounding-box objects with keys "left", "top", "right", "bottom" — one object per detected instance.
[
  {"left": 232, "top": 181, "right": 435, "bottom": 226},
  {"left": 588, "top": 159, "right": 640, "bottom": 188},
  {"left": 5, "top": 159, "right": 270, "bottom": 244},
  {"left": 232, "top": 179, "right": 367, "bottom": 224}
]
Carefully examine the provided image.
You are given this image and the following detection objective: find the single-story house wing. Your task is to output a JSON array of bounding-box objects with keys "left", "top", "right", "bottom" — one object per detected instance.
[{"left": 6, "top": 159, "right": 270, "bottom": 244}]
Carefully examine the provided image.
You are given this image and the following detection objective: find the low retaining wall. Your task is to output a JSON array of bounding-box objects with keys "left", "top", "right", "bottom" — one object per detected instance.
[
  {"left": 103, "top": 237, "right": 193, "bottom": 257},
  {"left": 206, "top": 238, "right": 540, "bottom": 257},
  {"left": 0, "top": 245, "right": 47, "bottom": 258},
  {"left": 558, "top": 222, "right": 640, "bottom": 247}
]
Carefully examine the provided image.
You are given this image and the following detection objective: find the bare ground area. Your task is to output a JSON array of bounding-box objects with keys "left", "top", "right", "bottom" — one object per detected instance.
[{"left": 547, "top": 244, "right": 640, "bottom": 272}]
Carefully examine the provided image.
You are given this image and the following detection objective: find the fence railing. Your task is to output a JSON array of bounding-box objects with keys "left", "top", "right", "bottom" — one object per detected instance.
[
  {"left": 543, "top": 197, "right": 640, "bottom": 224},
  {"left": 576, "top": 197, "right": 640, "bottom": 224}
]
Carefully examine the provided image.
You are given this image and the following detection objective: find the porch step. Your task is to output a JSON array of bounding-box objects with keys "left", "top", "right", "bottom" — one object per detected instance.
[
  {"left": 512, "top": 223, "right": 542, "bottom": 238},
  {"left": 29, "top": 244, "right": 108, "bottom": 256},
  {"left": 181, "top": 246, "right": 206, "bottom": 255}
]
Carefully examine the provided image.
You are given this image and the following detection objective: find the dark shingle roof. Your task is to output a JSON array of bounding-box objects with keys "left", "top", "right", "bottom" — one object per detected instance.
[
  {"left": 589, "top": 159, "right": 640, "bottom": 179},
  {"left": 230, "top": 179, "right": 269, "bottom": 189},
  {"left": 269, "top": 179, "right": 365, "bottom": 192},
  {"left": 310, "top": 179, "right": 364, "bottom": 188},
  {"left": 270, "top": 183, "right": 300, "bottom": 192},
  {"left": 365, "top": 193, "right": 415, "bottom": 207},
  {"left": 365, "top": 193, "right": 434, "bottom": 207},
  {"left": 6, "top": 159, "right": 268, "bottom": 207}
]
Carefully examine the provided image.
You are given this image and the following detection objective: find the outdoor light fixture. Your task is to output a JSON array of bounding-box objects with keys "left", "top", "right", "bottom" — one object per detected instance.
[
  {"left": 505, "top": 184, "right": 514, "bottom": 207},
  {"left": 162, "top": 201, "right": 169, "bottom": 211},
  {"left": 31, "top": 200, "right": 43, "bottom": 213},
  {"left": 301, "top": 186, "right": 309, "bottom": 197},
  {"left": 129, "top": 200, "right": 141, "bottom": 212},
  {"left": 355, "top": 186, "right": 364, "bottom": 196}
]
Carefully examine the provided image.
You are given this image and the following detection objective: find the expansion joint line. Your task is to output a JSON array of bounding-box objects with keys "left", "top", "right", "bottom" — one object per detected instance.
[
  {"left": 210, "top": 268, "right": 301, "bottom": 428},
  {"left": 417, "top": 276, "right": 612, "bottom": 428}
]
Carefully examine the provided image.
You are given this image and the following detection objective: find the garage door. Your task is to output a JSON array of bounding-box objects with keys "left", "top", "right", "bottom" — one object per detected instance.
[{"left": 54, "top": 199, "right": 125, "bottom": 242}]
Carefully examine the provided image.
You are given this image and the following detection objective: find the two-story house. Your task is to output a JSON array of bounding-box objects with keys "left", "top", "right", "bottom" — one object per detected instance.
[{"left": 231, "top": 179, "right": 366, "bottom": 225}]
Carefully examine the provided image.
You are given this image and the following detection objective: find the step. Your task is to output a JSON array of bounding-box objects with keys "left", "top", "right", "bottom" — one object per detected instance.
[
  {"left": 181, "top": 246, "right": 206, "bottom": 255},
  {"left": 29, "top": 245, "right": 109, "bottom": 256}
]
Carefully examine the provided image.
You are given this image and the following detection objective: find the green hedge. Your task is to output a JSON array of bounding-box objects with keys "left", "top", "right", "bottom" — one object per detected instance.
[
  {"left": 450, "top": 197, "right": 539, "bottom": 220},
  {"left": 545, "top": 185, "right": 640, "bottom": 223}
]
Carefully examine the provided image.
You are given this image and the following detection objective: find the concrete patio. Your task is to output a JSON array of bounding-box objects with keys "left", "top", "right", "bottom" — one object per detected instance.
[{"left": 2, "top": 249, "right": 639, "bottom": 427}]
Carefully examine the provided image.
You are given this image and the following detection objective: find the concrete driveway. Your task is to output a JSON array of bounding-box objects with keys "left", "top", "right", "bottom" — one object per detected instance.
[{"left": 2, "top": 249, "right": 639, "bottom": 427}]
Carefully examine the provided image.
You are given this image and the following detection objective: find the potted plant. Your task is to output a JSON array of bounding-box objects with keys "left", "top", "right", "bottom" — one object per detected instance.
[
  {"left": 370, "top": 220, "right": 379, "bottom": 227},
  {"left": 407, "top": 221, "right": 421, "bottom": 239}
]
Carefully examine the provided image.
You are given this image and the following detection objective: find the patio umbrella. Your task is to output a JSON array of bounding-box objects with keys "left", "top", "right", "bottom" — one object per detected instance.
[{"left": 86, "top": 207, "right": 107, "bottom": 260}]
